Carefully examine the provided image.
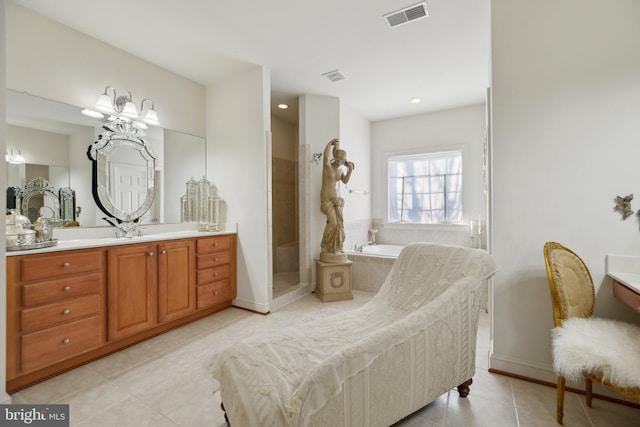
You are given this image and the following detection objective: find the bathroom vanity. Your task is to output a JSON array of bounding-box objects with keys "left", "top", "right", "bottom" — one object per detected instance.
[
  {"left": 606, "top": 254, "right": 640, "bottom": 314},
  {"left": 5, "top": 230, "right": 237, "bottom": 393}
]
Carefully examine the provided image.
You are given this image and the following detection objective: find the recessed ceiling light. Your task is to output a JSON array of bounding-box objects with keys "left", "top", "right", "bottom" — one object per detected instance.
[
  {"left": 410, "top": 97, "right": 422, "bottom": 104},
  {"left": 278, "top": 104, "right": 289, "bottom": 109}
]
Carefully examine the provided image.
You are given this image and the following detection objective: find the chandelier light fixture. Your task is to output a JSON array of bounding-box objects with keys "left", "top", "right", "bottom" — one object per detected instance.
[{"left": 82, "top": 86, "right": 160, "bottom": 128}]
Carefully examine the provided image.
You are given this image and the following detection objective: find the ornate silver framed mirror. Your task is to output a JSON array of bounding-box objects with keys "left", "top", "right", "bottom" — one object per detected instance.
[
  {"left": 20, "top": 177, "right": 62, "bottom": 225},
  {"left": 88, "top": 119, "right": 157, "bottom": 228}
]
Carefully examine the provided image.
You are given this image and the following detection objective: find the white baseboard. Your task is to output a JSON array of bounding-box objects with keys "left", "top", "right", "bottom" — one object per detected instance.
[
  {"left": 270, "top": 283, "right": 310, "bottom": 311},
  {"left": 232, "top": 297, "right": 270, "bottom": 314},
  {"left": 490, "top": 352, "right": 557, "bottom": 383}
]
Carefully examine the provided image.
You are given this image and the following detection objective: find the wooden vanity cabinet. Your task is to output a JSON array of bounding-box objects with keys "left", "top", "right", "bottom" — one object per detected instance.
[
  {"left": 6, "top": 233, "right": 236, "bottom": 393},
  {"left": 6, "top": 248, "right": 106, "bottom": 388},
  {"left": 157, "top": 239, "right": 197, "bottom": 323},
  {"left": 108, "top": 239, "right": 198, "bottom": 340},
  {"left": 107, "top": 243, "right": 158, "bottom": 340},
  {"left": 196, "top": 235, "right": 237, "bottom": 309}
]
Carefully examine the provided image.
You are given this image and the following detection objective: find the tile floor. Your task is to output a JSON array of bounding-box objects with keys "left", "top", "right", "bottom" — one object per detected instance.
[{"left": 10, "top": 291, "right": 639, "bottom": 426}]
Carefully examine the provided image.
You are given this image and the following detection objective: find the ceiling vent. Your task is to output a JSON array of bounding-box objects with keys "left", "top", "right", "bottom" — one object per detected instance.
[
  {"left": 384, "top": 2, "right": 429, "bottom": 28},
  {"left": 322, "top": 69, "right": 346, "bottom": 83}
]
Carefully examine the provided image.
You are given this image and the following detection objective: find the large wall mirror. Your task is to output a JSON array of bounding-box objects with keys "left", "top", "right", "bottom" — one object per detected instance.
[{"left": 6, "top": 89, "right": 206, "bottom": 227}]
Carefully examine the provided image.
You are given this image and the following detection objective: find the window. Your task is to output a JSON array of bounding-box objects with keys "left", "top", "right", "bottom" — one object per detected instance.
[{"left": 388, "top": 151, "right": 462, "bottom": 224}]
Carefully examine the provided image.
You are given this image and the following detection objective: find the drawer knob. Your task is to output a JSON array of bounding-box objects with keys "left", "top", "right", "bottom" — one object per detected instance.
[
  {"left": 161, "top": 250, "right": 167, "bottom": 254},
  {"left": 62, "top": 338, "right": 70, "bottom": 345},
  {"left": 214, "top": 272, "right": 219, "bottom": 277},
  {"left": 214, "top": 291, "right": 219, "bottom": 296},
  {"left": 63, "top": 286, "right": 72, "bottom": 292},
  {"left": 62, "top": 309, "right": 70, "bottom": 315},
  {"left": 214, "top": 242, "right": 219, "bottom": 246},
  {"left": 148, "top": 252, "right": 154, "bottom": 257},
  {"left": 214, "top": 257, "right": 219, "bottom": 262},
  {"left": 63, "top": 262, "right": 70, "bottom": 268}
]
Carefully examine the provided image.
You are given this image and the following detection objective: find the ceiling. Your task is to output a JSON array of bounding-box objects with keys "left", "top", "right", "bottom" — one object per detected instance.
[{"left": 12, "top": 0, "right": 490, "bottom": 124}]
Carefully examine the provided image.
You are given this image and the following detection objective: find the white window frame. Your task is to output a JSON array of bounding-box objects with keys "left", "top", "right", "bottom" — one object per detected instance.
[{"left": 384, "top": 145, "right": 468, "bottom": 229}]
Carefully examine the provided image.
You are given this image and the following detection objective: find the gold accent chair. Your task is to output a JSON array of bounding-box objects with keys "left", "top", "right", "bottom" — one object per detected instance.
[{"left": 543, "top": 242, "right": 640, "bottom": 424}]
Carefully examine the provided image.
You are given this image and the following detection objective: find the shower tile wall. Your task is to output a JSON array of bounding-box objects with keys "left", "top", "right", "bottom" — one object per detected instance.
[{"left": 272, "top": 156, "right": 298, "bottom": 272}]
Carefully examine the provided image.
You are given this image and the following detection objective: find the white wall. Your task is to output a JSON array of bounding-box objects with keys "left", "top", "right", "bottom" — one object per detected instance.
[
  {"left": 206, "top": 66, "right": 271, "bottom": 313},
  {"left": 339, "top": 101, "right": 372, "bottom": 251},
  {"left": 371, "top": 104, "right": 486, "bottom": 247},
  {"left": 6, "top": 2, "right": 205, "bottom": 136},
  {"left": 299, "top": 95, "right": 341, "bottom": 274},
  {"left": 491, "top": 0, "right": 640, "bottom": 386},
  {"left": 0, "top": 0, "right": 9, "bottom": 404}
]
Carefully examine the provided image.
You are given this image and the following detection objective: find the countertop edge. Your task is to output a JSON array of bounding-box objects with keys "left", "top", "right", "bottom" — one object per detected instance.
[{"left": 5, "top": 230, "right": 236, "bottom": 256}]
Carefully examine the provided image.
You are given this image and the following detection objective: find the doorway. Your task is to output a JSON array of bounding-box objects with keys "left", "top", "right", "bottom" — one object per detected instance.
[{"left": 271, "top": 96, "right": 300, "bottom": 298}]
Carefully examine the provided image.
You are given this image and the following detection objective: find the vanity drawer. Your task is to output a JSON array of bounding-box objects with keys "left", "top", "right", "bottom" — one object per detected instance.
[
  {"left": 197, "top": 235, "right": 231, "bottom": 254},
  {"left": 21, "top": 294, "right": 102, "bottom": 333},
  {"left": 20, "top": 251, "right": 101, "bottom": 282},
  {"left": 22, "top": 273, "right": 101, "bottom": 307},
  {"left": 197, "top": 265, "right": 230, "bottom": 286},
  {"left": 21, "top": 315, "right": 102, "bottom": 373},
  {"left": 197, "top": 280, "right": 232, "bottom": 309},
  {"left": 197, "top": 252, "right": 231, "bottom": 270},
  {"left": 612, "top": 280, "right": 640, "bottom": 313}
]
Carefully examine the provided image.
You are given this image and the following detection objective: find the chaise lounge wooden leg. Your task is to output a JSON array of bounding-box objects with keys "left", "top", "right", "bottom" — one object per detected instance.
[
  {"left": 221, "top": 401, "right": 230, "bottom": 425},
  {"left": 457, "top": 378, "right": 473, "bottom": 397}
]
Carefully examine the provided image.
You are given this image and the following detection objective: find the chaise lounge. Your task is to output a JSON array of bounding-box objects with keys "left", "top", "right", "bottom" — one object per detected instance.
[{"left": 210, "top": 243, "right": 498, "bottom": 426}]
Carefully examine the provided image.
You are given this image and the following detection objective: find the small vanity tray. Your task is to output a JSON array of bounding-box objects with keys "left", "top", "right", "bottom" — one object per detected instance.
[{"left": 7, "top": 239, "right": 58, "bottom": 252}]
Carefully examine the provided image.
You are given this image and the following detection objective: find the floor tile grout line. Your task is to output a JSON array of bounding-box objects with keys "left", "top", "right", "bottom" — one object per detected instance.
[
  {"left": 509, "top": 378, "right": 520, "bottom": 427},
  {"left": 575, "top": 393, "right": 597, "bottom": 427}
]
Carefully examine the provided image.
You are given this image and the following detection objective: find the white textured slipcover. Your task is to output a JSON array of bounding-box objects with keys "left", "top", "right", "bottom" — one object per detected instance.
[{"left": 210, "top": 243, "right": 497, "bottom": 426}]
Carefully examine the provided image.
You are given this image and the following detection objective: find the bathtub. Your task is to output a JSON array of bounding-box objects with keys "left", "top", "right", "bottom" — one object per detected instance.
[
  {"left": 358, "top": 244, "right": 404, "bottom": 258},
  {"left": 347, "top": 244, "right": 405, "bottom": 293}
]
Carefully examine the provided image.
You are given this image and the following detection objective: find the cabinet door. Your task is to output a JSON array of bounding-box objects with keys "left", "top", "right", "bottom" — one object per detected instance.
[
  {"left": 158, "top": 240, "right": 196, "bottom": 323},
  {"left": 107, "top": 243, "right": 157, "bottom": 340}
]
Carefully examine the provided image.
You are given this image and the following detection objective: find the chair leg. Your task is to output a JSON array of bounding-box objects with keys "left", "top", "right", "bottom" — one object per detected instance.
[
  {"left": 557, "top": 376, "right": 565, "bottom": 424},
  {"left": 585, "top": 378, "right": 593, "bottom": 407}
]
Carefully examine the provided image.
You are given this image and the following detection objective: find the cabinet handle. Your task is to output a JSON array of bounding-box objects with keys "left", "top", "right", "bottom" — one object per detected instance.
[
  {"left": 62, "top": 309, "right": 70, "bottom": 315},
  {"left": 148, "top": 252, "right": 154, "bottom": 257},
  {"left": 161, "top": 250, "right": 167, "bottom": 254},
  {"left": 63, "top": 286, "right": 72, "bottom": 292},
  {"left": 63, "top": 262, "right": 70, "bottom": 268},
  {"left": 62, "top": 338, "right": 70, "bottom": 345}
]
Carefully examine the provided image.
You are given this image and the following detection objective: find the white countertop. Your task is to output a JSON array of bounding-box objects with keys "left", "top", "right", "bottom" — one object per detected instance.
[
  {"left": 6, "top": 223, "right": 237, "bottom": 256},
  {"left": 605, "top": 254, "right": 640, "bottom": 293}
]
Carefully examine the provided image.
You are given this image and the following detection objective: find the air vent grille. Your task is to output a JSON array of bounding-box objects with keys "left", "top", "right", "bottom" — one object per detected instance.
[
  {"left": 384, "top": 2, "right": 429, "bottom": 28},
  {"left": 322, "top": 70, "right": 346, "bottom": 83}
]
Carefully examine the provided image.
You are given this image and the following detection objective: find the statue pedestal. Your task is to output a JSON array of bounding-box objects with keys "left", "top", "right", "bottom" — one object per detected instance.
[{"left": 315, "top": 259, "right": 353, "bottom": 302}]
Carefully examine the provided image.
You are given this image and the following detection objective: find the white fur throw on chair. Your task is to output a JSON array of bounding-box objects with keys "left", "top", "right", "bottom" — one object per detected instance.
[{"left": 552, "top": 317, "right": 640, "bottom": 388}]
